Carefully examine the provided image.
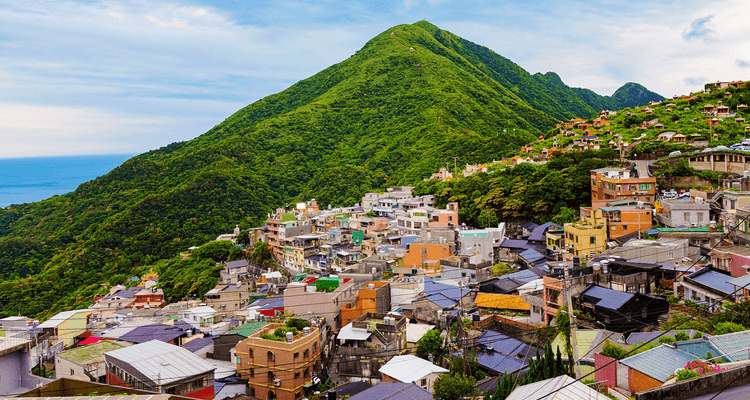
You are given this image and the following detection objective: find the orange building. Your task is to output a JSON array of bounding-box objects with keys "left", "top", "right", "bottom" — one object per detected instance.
[
  {"left": 403, "top": 242, "right": 455, "bottom": 269},
  {"left": 235, "top": 324, "right": 321, "bottom": 400},
  {"left": 340, "top": 281, "right": 391, "bottom": 325},
  {"left": 581, "top": 201, "right": 654, "bottom": 240},
  {"left": 590, "top": 167, "right": 656, "bottom": 209},
  {"left": 429, "top": 202, "right": 459, "bottom": 228}
]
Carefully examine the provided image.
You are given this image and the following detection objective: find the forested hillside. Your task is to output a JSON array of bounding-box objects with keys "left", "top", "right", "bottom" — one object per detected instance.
[{"left": 0, "top": 21, "right": 661, "bottom": 319}]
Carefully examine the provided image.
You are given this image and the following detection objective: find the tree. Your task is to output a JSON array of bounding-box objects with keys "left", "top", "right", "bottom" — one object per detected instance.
[
  {"left": 601, "top": 340, "right": 628, "bottom": 360},
  {"left": 192, "top": 240, "right": 239, "bottom": 263},
  {"left": 554, "top": 307, "right": 573, "bottom": 375},
  {"left": 433, "top": 373, "right": 476, "bottom": 400},
  {"left": 416, "top": 329, "right": 444, "bottom": 360},
  {"left": 492, "top": 263, "right": 513, "bottom": 277},
  {"left": 714, "top": 321, "right": 747, "bottom": 335},
  {"left": 251, "top": 241, "right": 273, "bottom": 266},
  {"left": 236, "top": 229, "right": 251, "bottom": 247}
]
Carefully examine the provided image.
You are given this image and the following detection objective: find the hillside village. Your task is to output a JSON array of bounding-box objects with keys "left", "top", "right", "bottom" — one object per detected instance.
[{"left": 8, "top": 138, "right": 750, "bottom": 400}]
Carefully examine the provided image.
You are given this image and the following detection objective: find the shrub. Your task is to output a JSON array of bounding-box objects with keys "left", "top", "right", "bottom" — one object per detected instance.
[
  {"left": 601, "top": 340, "right": 629, "bottom": 360},
  {"left": 667, "top": 295, "right": 680, "bottom": 304},
  {"left": 674, "top": 331, "right": 690, "bottom": 341},
  {"left": 676, "top": 368, "right": 701, "bottom": 382},
  {"left": 714, "top": 322, "right": 746, "bottom": 335}
]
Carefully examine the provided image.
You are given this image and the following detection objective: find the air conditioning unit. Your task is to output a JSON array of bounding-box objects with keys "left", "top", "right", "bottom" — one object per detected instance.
[{"left": 274, "top": 379, "right": 281, "bottom": 387}]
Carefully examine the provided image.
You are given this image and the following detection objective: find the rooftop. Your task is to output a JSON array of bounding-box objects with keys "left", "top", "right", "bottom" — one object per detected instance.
[
  {"left": 58, "top": 340, "right": 126, "bottom": 364},
  {"left": 104, "top": 340, "right": 216, "bottom": 386},
  {"left": 378, "top": 355, "right": 448, "bottom": 383},
  {"left": 227, "top": 321, "right": 268, "bottom": 338}
]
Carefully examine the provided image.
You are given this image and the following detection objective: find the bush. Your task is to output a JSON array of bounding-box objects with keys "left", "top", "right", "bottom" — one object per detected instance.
[
  {"left": 676, "top": 368, "right": 701, "bottom": 382},
  {"left": 601, "top": 340, "right": 629, "bottom": 360},
  {"left": 714, "top": 322, "right": 746, "bottom": 335},
  {"left": 667, "top": 295, "right": 680, "bottom": 304},
  {"left": 674, "top": 331, "right": 690, "bottom": 341},
  {"left": 286, "top": 318, "right": 310, "bottom": 330}
]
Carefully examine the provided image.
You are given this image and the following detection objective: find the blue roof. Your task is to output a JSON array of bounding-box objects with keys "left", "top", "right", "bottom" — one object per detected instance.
[
  {"left": 249, "top": 295, "right": 284, "bottom": 310},
  {"left": 336, "top": 381, "right": 372, "bottom": 397},
  {"left": 687, "top": 268, "right": 734, "bottom": 295},
  {"left": 119, "top": 324, "right": 186, "bottom": 344},
  {"left": 620, "top": 345, "right": 697, "bottom": 382},
  {"left": 708, "top": 330, "right": 750, "bottom": 362},
  {"left": 727, "top": 274, "right": 750, "bottom": 289},
  {"left": 183, "top": 336, "right": 214, "bottom": 353},
  {"left": 528, "top": 222, "right": 562, "bottom": 242},
  {"left": 626, "top": 330, "right": 697, "bottom": 344},
  {"left": 519, "top": 249, "right": 546, "bottom": 264},
  {"left": 473, "top": 330, "right": 536, "bottom": 374},
  {"left": 349, "top": 383, "right": 432, "bottom": 400},
  {"left": 500, "top": 239, "right": 532, "bottom": 250},
  {"left": 519, "top": 221, "right": 539, "bottom": 230},
  {"left": 582, "top": 135, "right": 598, "bottom": 139},
  {"left": 423, "top": 293, "right": 457, "bottom": 309},
  {"left": 423, "top": 277, "right": 471, "bottom": 302},
  {"left": 580, "top": 285, "right": 635, "bottom": 310}
]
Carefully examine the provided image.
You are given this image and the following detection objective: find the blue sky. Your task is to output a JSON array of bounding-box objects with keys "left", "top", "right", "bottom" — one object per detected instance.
[{"left": 1, "top": 0, "right": 748, "bottom": 157}]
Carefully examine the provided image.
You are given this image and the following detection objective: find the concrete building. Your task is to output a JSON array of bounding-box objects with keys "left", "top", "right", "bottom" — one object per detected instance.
[
  {"left": 283, "top": 277, "right": 357, "bottom": 330},
  {"left": 340, "top": 282, "right": 391, "bottom": 325},
  {"left": 235, "top": 324, "right": 321, "bottom": 400},
  {"left": 582, "top": 201, "right": 653, "bottom": 240},
  {"left": 600, "top": 238, "right": 691, "bottom": 263},
  {"left": 563, "top": 210, "right": 607, "bottom": 258},
  {"left": 336, "top": 312, "right": 407, "bottom": 381},
  {"left": 710, "top": 245, "right": 750, "bottom": 277},
  {"left": 458, "top": 226, "right": 505, "bottom": 263},
  {"left": 0, "top": 334, "right": 44, "bottom": 396},
  {"left": 656, "top": 197, "right": 711, "bottom": 228},
  {"left": 403, "top": 242, "right": 455, "bottom": 269},
  {"left": 590, "top": 167, "right": 657, "bottom": 208},
  {"left": 37, "top": 309, "right": 95, "bottom": 348},
  {"left": 56, "top": 341, "right": 128, "bottom": 382},
  {"left": 204, "top": 282, "right": 251, "bottom": 318}
]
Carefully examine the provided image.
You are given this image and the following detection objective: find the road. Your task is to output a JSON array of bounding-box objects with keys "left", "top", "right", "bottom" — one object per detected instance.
[{"left": 631, "top": 159, "right": 654, "bottom": 178}]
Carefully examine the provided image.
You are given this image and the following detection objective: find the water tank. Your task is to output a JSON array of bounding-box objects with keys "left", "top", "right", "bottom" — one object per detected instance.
[
  {"left": 368, "top": 283, "right": 376, "bottom": 290},
  {"left": 745, "top": 170, "right": 749, "bottom": 178},
  {"left": 372, "top": 267, "right": 378, "bottom": 275},
  {"left": 593, "top": 263, "right": 601, "bottom": 272},
  {"left": 303, "top": 327, "right": 311, "bottom": 336},
  {"left": 327, "top": 388, "right": 337, "bottom": 400},
  {"left": 601, "top": 260, "right": 609, "bottom": 274},
  {"left": 637, "top": 201, "right": 644, "bottom": 209},
  {"left": 286, "top": 332, "right": 294, "bottom": 342}
]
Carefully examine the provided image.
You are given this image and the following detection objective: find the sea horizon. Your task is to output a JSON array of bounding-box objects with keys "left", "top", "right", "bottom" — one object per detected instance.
[{"left": 0, "top": 153, "right": 137, "bottom": 207}]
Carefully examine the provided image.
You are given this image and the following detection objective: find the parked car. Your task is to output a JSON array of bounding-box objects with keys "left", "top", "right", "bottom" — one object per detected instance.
[{"left": 669, "top": 150, "right": 682, "bottom": 156}]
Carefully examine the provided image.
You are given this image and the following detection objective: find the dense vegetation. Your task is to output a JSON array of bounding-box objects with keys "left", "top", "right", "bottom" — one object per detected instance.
[
  {"left": 414, "top": 149, "right": 618, "bottom": 227},
  {"left": 0, "top": 21, "right": 659, "bottom": 319}
]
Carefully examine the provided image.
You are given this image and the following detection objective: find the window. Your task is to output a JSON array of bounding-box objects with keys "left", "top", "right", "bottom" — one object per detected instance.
[
  {"left": 304, "top": 368, "right": 310, "bottom": 378},
  {"left": 249, "top": 387, "right": 255, "bottom": 397},
  {"left": 249, "top": 368, "right": 254, "bottom": 378},
  {"left": 236, "top": 355, "right": 241, "bottom": 364},
  {"left": 71, "top": 369, "right": 75, "bottom": 376},
  {"left": 642, "top": 309, "right": 648, "bottom": 318},
  {"left": 668, "top": 253, "right": 674, "bottom": 259},
  {"left": 268, "top": 371, "right": 275, "bottom": 381},
  {"left": 590, "top": 237, "right": 596, "bottom": 244},
  {"left": 684, "top": 212, "right": 691, "bottom": 221},
  {"left": 268, "top": 351, "right": 275, "bottom": 362},
  {"left": 697, "top": 212, "right": 704, "bottom": 221},
  {"left": 611, "top": 226, "right": 616, "bottom": 231},
  {"left": 421, "top": 378, "right": 427, "bottom": 387},
  {"left": 248, "top": 348, "right": 253, "bottom": 358},
  {"left": 313, "top": 342, "right": 318, "bottom": 353},
  {"left": 295, "top": 371, "right": 300, "bottom": 379},
  {"left": 304, "top": 349, "right": 310, "bottom": 358},
  {"left": 294, "top": 352, "right": 299, "bottom": 359}
]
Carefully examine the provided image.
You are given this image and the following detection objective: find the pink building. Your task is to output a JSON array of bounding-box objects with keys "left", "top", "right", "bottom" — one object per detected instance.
[{"left": 710, "top": 246, "right": 750, "bottom": 277}]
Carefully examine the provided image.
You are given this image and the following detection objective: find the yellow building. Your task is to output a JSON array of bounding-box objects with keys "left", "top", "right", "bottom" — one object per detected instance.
[
  {"left": 564, "top": 210, "right": 607, "bottom": 258},
  {"left": 37, "top": 309, "right": 95, "bottom": 348}
]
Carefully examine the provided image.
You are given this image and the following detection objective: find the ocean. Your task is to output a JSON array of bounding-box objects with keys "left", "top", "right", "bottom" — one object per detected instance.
[{"left": 0, "top": 154, "right": 136, "bottom": 208}]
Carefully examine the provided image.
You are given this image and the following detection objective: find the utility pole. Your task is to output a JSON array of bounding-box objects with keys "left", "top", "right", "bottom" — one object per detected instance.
[
  {"left": 452, "top": 156, "right": 459, "bottom": 179},
  {"left": 458, "top": 280, "right": 467, "bottom": 376},
  {"left": 563, "top": 266, "right": 581, "bottom": 378}
]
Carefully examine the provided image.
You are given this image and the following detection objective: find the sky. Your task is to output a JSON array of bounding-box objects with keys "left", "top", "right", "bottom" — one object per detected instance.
[{"left": 1, "top": 0, "right": 749, "bottom": 158}]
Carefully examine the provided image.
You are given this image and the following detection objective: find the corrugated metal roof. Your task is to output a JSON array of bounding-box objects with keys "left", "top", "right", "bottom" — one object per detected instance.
[
  {"left": 519, "top": 249, "right": 546, "bottom": 263},
  {"left": 620, "top": 345, "right": 695, "bottom": 382},
  {"left": 626, "top": 330, "right": 697, "bottom": 344},
  {"left": 349, "top": 382, "right": 432, "bottom": 400},
  {"left": 422, "top": 293, "right": 457, "bottom": 309},
  {"left": 507, "top": 375, "right": 610, "bottom": 400},
  {"left": 475, "top": 293, "right": 530, "bottom": 311},
  {"left": 378, "top": 355, "right": 448, "bottom": 383},
  {"left": 687, "top": 268, "right": 734, "bottom": 294},
  {"left": 708, "top": 330, "right": 750, "bottom": 361},
  {"left": 119, "top": 324, "right": 186, "bottom": 344},
  {"left": 38, "top": 309, "right": 95, "bottom": 329},
  {"left": 337, "top": 324, "right": 373, "bottom": 341},
  {"left": 551, "top": 330, "right": 600, "bottom": 360},
  {"left": 727, "top": 274, "right": 750, "bottom": 290},
  {"left": 528, "top": 222, "right": 562, "bottom": 242},
  {"left": 105, "top": 340, "right": 215, "bottom": 386}
]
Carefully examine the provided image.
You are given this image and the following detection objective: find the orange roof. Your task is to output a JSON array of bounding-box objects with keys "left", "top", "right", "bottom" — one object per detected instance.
[{"left": 475, "top": 293, "right": 530, "bottom": 311}]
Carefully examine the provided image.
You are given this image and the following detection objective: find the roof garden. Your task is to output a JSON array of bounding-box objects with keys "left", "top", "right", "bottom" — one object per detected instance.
[{"left": 58, "top": 340, "right": 125, "bottom": 364}]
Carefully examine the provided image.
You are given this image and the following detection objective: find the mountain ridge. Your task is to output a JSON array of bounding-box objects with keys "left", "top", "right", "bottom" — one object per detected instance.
[{"left": 0, "top": 21, "right": 662, "bottom": 319}]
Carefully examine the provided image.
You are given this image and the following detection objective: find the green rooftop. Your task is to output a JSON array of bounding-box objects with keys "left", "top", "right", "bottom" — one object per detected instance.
[
  {"left": 280, "top": 214, "right": 296, "bottom": 223},
  {"left": 551, "top": 330, "right": 599, "bottom": 359},
  {"left": 58, "top": 341, "right": 125, "bottom": 364},
  {"left": 657, "top": 227, "right": 711, "bottom": 232},
  {"left": 228, "top": 321, "right": 268, "bottom": 338}
]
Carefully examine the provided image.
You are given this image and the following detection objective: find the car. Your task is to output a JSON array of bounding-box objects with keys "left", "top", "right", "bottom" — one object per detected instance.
[
  {"left": 742, "top": 139, "right": 750, "bottom": 146},
  {"left": 669, "top": 151, "right": 682, "bottom": 156},
  {"left": 703, "top": 147, "right": 714, "bottom": 153},
  {"left": 716, "top": 145, "right": 729, "bottom": 150}
]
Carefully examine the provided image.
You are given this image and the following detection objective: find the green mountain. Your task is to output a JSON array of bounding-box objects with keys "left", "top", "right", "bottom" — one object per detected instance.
[{"left": 0, "top": 21, "right": 662, "bottom": 319}]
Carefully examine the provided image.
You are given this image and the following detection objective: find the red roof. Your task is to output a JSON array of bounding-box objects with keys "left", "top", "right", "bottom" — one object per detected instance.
[{"left": 78, "top": 336, "right": 103, "bottom": 346}]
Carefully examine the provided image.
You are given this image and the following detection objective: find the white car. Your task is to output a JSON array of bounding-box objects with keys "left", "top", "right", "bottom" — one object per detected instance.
[{"left": 669, "top": 151, "right": 682, "bottom": 156}]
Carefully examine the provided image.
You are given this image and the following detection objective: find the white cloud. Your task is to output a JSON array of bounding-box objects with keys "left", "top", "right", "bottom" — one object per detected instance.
[
  {"left": 108, "top": 11, "right": 125, "bottom": 20},
  {"left": 145, "top": 15, "right": 189, "bottom": 29},
  {"left": 193, "top": 8, "right": 207, "bottom": 16}
]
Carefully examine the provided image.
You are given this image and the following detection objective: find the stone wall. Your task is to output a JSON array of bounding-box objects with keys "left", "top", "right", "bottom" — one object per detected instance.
[
  {"left": 657, "top": 176, "right": 716, "bottom": 190},
  {"left": 635, "top": 363, "right": 750, "bottom": 400}
]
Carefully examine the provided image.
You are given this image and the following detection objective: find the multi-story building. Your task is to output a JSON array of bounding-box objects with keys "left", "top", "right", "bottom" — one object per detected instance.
[
  {"left": 656, "top": 197, "right": 711, "bottom": 228},
  {"left": 403, "top": 242, "right": 455, "bottom": 269},
  {"left": 340, "top": 282, "right": 391, "bottom": 325},
  {"left": 235, "top": 324, "right": 321, "bottom": 400},
  {"left": 38, "top": 309, "right": 95, "bottom": 348},
  {"left": 581, "top": 200, "right": 654, "bottom": 240},
  {"left": 133, "top": 287, "right": 165, "bottom": 310},
  {"left": 204, "top": 282, "right": 251, "bottom": 318},
  {"left": 590, "top": 167, "right": 656, "bottom": 208},
  {"left": 563, "top": 210, "right": 607, "bottom": 258},
  {"left": 281, "top": 234, "right": 324, "bottom": 271},
  {"left": 336, "top": 312, "right": 407, "bottom": 381},
  {"left": 283, "top": 277, "right": 357, "bottom": 329}
]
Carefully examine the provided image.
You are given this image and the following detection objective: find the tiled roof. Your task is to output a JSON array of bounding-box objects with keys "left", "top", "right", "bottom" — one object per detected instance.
[
  {"left": 507, "top": 375, "right": 610, "bottom": 400},
  {"left": 500, "top": 239, "right": 531, "bottom": 250},
  {"left": 473, "top": 330, "right": 536, "bottom": 374},
  {"left": 349, "top": 382, "right": 432, "bottom": 400},
  {"left": 579, "top": 285, "right": 635, "bottom": 310},
  {"left": 528, "top": 222, "right": 562, "bottom": 242},
  {"left": 182, "top": 336, "right": 214, "bottom": 353},
  {"left": 518, "top": 249, "right": 546, "bottom": 264},
  {"left": 475, "top": 293, "right": 530, "bottom": 311},
  {"left": 686, "top": 268, "right": 734, "bottom": 295},
  {"left": 620, "top": 344, "right": 696, "bottom": 382},
  {"left": 625, "top": 330, "right": 697, "bottom": 344},
  {"left": 104, "top": 340, "right": 215, "bottom": 386},
  {"left": 119, "top": 324, "right": 186, "bottom": 344},
  {"left": 708, "top": 330, "right": 750, "bottom": 361}
]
